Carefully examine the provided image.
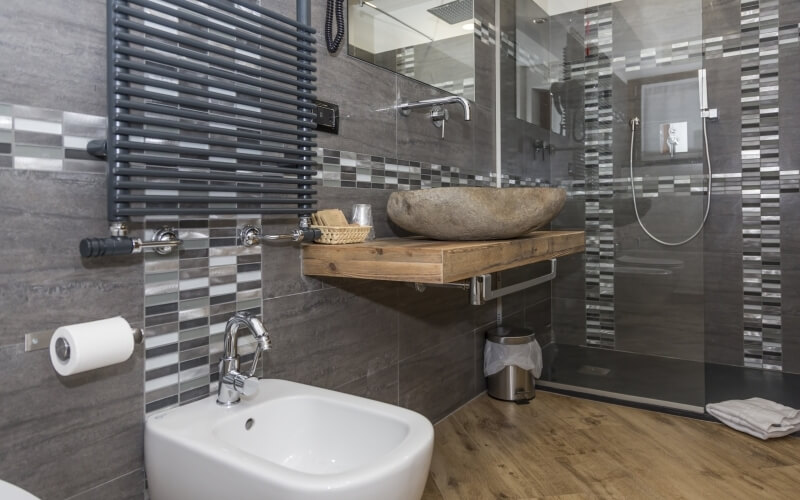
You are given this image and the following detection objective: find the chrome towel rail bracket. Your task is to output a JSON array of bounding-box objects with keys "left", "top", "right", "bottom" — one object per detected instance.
[
  {"left": 79, "top": 224, "right": 182, "bottom": 258},
  {"left": 239, "top": 224, "right": 322, "bottom": 246},
  {"left": 411, "top": 259, "right": 558, "bottom": 306},
  {"left": 470, "top": 259, "right": 557, "bottom": 305}
]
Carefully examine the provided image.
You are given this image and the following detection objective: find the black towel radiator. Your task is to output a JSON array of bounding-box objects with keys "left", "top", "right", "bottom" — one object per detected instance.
[{"left": 81, "top": 0, "right": 319, "bottom": 257}]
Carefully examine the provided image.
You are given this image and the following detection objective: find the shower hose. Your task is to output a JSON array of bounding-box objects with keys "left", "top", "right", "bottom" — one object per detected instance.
[{"left": 628, "top": 116, "right": 712, "bottom": 246}]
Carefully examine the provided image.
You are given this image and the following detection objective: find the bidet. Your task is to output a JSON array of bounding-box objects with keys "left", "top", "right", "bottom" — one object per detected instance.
[{"left": 145, "top": 379, "right": 434, "bottom": 500}]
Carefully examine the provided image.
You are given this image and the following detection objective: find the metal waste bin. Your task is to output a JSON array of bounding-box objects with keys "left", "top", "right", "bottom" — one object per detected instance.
[{"left": 485, "top": 327, "right": 536, "bottom": 402}]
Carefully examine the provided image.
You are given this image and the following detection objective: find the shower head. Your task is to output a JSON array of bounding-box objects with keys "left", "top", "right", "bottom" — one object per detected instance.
[{"left": 427, "top": 0, "right": 473, "bottom": 25}]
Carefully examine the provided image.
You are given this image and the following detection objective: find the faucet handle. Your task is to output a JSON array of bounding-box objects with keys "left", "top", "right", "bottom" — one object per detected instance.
[
  {"left": 235, "top": 375, "right": 260, "bottom": 397},
  {"left": 224, "top": 370, "right": 259, "bottom": 397},
  {"left": 431, "top": 106, "right": 449, "bottom": 140}
]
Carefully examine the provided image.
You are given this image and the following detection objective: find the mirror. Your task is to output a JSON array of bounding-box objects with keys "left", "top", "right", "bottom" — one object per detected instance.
[
  {"left": 347, "top": 0, "right": 476, "bottom": 101},
  {"left": 514, "top": 0, "right": 553, "bottom": 132}
]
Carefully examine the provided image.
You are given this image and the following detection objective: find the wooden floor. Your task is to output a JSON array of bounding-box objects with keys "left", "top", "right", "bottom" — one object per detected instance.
[{"left": 422, "top": 392, "right": 800, "bottom": 499}]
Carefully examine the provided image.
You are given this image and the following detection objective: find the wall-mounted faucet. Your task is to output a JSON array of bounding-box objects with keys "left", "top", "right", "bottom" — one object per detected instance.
[
  {"left": 397, "top": 96, "right": 471, "bottom": 139},
  {"left": 217, "top": 311, "right": 271, "bottom": 406},
  {"left": 533, "top": 139, "right": 551, "bottom": 161}
]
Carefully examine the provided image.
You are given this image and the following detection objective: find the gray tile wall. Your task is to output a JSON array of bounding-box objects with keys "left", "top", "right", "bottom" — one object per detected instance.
[
  {"left": 739, "top": 0, "right": 784, "bottom": 370},
  {"left": 0, "top": 0, "right": 106, "bottom": 116},
  {"left": 582, "top": 5, "right": 616, "bottom": 349},
  {"left": 0, "top": 9, "right": 139, "bottom": 498},
  {"left": 0, "top": 1, "right": 499, "bottom": 499},
  {"left": 0, "top": 161, "right": 144, "bottom": 499}
]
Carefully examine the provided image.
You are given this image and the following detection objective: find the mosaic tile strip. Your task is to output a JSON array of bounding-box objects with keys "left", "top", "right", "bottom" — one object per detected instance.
[
  {"left": 395, "top": 47, "right": 416, "bottom": 79},
  {"left": 741, "top": 0, "right": 783, "bottom": 371},
  {"left": 474, "top": 18, "right": 496, "bottom": 47},
  {"left": 558, "top": 170, "right": 800, "bottom": 198},
  {"left": 582, "top": 6, "right": 615, "bottom": 349},
  {"left": 500, "top": 30, "right": 516, "bottom": 60},
  {"left": 0, "top": 103, "right": 107, "bottom": 174},
  {"left": 312, "top": 147, "right": 548, "bottom": 189},
  {"left": 563, "top": 23, "right": 799, "bottom": 78},
  {"left": 144, "top": 216, "right": 263, "bottom": 414}
]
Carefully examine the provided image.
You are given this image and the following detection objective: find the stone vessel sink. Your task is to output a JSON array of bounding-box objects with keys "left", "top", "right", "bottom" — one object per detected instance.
[{"left": 387, "top": 187, "right": 566, "bottom": 240}]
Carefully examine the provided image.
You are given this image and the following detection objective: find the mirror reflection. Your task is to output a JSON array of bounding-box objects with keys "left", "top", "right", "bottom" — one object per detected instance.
[
  {"left": 347, "top": 0, "right": 476, "bottom": 101},
  {"left": 514, "top": 0, "right": 552, "bottom": 131}
]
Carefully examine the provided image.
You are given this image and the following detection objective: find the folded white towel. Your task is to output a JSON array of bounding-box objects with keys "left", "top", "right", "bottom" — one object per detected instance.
[{"left": 706, "top": 398, "right": 800, "bottom": 440}]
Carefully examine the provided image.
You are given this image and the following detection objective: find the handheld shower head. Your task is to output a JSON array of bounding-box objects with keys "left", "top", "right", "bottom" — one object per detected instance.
[
  {"left": 698, "top": 68, "right": 708, "bottom": 113},
  {"left": 698, "top": 69, "right": 719, "bottom": 119}
]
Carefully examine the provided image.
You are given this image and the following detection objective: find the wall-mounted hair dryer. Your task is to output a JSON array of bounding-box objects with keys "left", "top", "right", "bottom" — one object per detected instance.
[{"left": 325, "top": 0, "right": 346, "bottom": 53}]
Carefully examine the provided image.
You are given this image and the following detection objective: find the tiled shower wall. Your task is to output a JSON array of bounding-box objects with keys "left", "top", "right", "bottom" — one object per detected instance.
[
  {"left": 0, "top": 0, "right": 503, "bottom": 499},
  {"left": 549, "top": 0, "right": 800, "bottom": 374}
]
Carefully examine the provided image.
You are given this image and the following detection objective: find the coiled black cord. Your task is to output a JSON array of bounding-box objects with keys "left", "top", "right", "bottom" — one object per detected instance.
[{"left": 325, "top": 0, "right": 345, "bottom": 53}]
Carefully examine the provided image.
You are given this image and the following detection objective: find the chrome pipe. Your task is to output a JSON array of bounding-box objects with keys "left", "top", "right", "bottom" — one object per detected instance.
[{"left": 239, "top": 224, "right": 321, "bottom": 246}]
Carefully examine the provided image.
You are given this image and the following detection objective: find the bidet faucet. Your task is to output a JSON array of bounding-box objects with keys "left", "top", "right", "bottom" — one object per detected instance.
[{"left": 217, "top": 311, "right": 271, "bottom": 406}]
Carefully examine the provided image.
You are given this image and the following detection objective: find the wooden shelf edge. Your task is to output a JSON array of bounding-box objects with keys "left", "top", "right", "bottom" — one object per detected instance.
[{"left": 301, "top": 230, "right": 585, "bottom": 284}]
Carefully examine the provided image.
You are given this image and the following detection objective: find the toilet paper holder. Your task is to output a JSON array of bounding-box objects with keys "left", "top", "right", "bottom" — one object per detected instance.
[{"left": 24, "top": 326, "right": 144, "bottom": 354}]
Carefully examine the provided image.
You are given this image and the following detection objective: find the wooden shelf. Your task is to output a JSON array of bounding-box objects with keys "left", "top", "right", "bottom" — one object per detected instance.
[{"left": 301, "top": 230, "right": 585, "bottom": 284}]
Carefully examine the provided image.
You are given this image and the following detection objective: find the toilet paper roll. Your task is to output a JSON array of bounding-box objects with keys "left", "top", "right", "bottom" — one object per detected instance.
[{"left": 49, "top": 316, "right": 135, "bottom": 376}]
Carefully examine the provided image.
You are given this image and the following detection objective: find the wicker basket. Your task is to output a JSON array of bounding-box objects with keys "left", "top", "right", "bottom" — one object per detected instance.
[{"left": 311, "top": 225, "right": 372, "bottom": 245}]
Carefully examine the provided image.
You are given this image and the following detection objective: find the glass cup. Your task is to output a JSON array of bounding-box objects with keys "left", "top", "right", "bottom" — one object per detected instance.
[{"left": 350, "top": 203, "right": 375, "bottom": 240}]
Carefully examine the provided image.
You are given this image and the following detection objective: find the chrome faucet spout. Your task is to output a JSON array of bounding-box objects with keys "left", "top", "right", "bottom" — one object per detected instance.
[
  {"left": 397, "top": 95, "right": 471, "bottom": 121},
  {"left": 217, "top": 311, "right": 271, "bottom": 406},
  {"left": 222, "top": 311, "right": 269, "bottom": 359}
]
